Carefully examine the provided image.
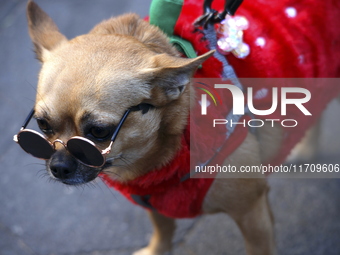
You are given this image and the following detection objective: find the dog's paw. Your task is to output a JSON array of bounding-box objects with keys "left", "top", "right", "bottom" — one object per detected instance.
[{"left": 132, "top": 247, "right": 170, "bottom": 255}]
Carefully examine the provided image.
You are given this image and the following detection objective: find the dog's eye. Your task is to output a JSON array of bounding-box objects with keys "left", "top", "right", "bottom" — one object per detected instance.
[
  {"left": 36, "top": 118, "right": 53, "bottom": 134},
  {"left": 89, "top": 126, "right": 111, "bottom": 140}
]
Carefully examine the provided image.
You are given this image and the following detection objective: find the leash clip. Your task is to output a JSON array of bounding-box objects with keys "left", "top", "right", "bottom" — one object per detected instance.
[{"left": 194, "top": 0, "right": 244, "bottom": 28}]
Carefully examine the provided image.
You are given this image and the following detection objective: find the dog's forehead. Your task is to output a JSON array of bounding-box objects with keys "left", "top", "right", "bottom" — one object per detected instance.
[
  {"left": 35, "top": 34, "right": 153, "bottom": 119},
  {"left": 38, "top": 34, "right": 154, "bottom": 88}
]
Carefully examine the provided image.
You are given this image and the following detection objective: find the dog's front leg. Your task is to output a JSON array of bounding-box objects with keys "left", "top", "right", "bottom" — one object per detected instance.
[
  {"left": 133, "top": 211, "right": 175, "bottom": 255},
  {"left": 203, "top": 132, "right": 276, "bottom": 255},
  {"left": 234, "top": 190, "right": 276, "bottom": 255}
]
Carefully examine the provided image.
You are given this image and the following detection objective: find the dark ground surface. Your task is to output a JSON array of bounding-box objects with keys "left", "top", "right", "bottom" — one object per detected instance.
[{"left": 1, "top": 1, "right": 340, "bottom": 255}]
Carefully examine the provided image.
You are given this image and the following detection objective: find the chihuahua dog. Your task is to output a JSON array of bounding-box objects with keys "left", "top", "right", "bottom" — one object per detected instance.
[{"left": 19, "top": 1, "right": 280, "bottom": 255}]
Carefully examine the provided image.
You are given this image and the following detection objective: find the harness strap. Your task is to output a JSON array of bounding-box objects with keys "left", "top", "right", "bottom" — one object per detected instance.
[
  {"left": 130, "top": 194, "right": 155, "bottom": 211},
  {"left": 131, "top": 0, "right": 247, "bottom": 212},
  {"left": 130, "top": 173, "right": 190, "bottom": 210}
]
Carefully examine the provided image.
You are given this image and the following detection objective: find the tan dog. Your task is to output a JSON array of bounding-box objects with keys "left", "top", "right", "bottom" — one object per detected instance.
[{"left": 24, "top": 1, "right": 275, "bottom": 255}]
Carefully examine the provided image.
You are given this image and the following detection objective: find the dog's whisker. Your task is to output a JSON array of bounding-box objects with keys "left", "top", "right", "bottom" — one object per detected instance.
[
  {"left": 24, "top": 162, "right": 46, "bottom": 167},
  {"left": 100, "top": 169, "right": 123, "bottom": 181},
  {"left": 47, "top": 176, "right": 59, "bottom": 185},
  {"left": 96, "top": 175, "right": 120, "bottom": 200},
  {"left": 105, "top": 157, "right": 119, "bottom": 162},
  {"left": 118, "top": 155, "right": 144, "bottom": 177},
  {"left": 26, "top": 81, "right": 51, "bottom": 114},
  {"left": 36, "top": 169, "right": 51, "bottom": 180}
]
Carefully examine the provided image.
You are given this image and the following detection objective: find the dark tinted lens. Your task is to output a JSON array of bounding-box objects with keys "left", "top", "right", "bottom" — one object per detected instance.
[
  {"left": 17, "top": 131, "right": 54, "bottom": 159},
  {"left": 67, "top": 138, "right": 104, "bottom": 167}
]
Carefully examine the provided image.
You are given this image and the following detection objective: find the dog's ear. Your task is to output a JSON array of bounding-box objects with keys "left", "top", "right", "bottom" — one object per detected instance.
[
  {"left": 26, "top": 1, "right": 67, "bottom": 62},
  {"left": 146, "top": 50, "right": 214, "bottom": 101}
]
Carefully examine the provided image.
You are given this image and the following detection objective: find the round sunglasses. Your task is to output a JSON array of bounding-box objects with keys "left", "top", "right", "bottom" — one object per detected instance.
[{"left": 13, "top": 104, "right": 153, "bottom": 168}]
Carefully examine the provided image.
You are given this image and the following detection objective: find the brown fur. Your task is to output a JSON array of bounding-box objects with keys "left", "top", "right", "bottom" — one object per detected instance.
[{"left": 26, "top": 1, "right": 277, "bottom": 254}]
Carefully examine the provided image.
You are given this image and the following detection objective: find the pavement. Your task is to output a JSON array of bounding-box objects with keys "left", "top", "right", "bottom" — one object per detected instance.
[{"left": 0, "top": 0, "right": 340, "bottom": 255}]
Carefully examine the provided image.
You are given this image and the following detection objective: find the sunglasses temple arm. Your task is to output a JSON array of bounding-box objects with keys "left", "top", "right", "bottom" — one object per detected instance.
[
  {"left": 112, "top": 109, "right": 131, "bottom": 143},
  {"left": 102, "top": 109, "right": 131, "bottom": 155},
  {"left": 13, "top": 108, "right": 35, "bottom": 143},
  {"left": 21, "top": 108, "right": 35, "bottom": 130}
]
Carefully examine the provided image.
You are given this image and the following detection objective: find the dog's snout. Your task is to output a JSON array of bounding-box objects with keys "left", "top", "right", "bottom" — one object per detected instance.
[
  {"left": 49, "top": 150, "right": 77, "bottom": 180},
  {"left": 50, "top": 162, "right": 73, "bottom": 179}
]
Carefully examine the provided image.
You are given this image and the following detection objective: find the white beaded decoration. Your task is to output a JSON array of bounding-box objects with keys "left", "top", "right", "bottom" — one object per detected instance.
[
  {"left": 217, "top": 15, "right": 250, "bottom": 59},
  {"left": 255, "top": 37, "right": 266, "bottom": 48},
  {"left": 285, "top": 7, "right": 297, "bottom": 18}
]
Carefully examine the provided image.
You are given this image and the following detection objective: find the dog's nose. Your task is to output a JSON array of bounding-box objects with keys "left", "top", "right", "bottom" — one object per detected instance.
[
  {"left": 49, "top": 150, "right": 77, "bottom": 180},
  {"left": 50, "top": 162, "right": 74, "bottom": 179}
]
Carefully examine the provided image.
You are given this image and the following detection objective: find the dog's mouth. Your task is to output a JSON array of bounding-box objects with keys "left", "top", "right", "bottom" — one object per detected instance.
[
  {"left": 46, "top": 153, "right": 103, "bottom": 185},
  {"left": 59, "top": 177, "right": 95, "bottom": 186},
  {"left": 50, "top": 167, "right": 101, "bottom": 186},
  {"left": 46, "top": 149, "right": 135, "bottom": 185},
  {"left": 48, "top": 157, "right": 124, "bottom": 185}
]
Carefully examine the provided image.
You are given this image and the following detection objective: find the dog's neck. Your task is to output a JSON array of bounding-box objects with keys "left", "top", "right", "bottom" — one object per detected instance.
[
  {"left": 90, "top": 14, "right": 191, "bottom": 182},
  {"left": 113, "top": 90, "right": 191, "bottom": 182}
]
